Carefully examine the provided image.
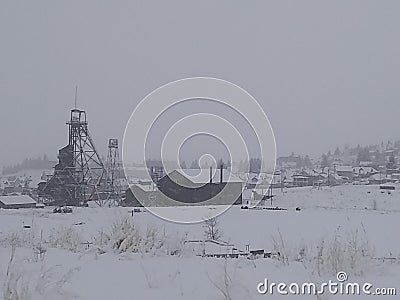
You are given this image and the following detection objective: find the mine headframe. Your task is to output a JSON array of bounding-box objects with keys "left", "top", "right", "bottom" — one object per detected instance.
[{"left": 41, "top": 109, "right": 107, "bottom": 206}]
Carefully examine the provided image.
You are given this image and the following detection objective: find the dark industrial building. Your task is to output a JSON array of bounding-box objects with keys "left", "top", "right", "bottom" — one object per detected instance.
[
  {"left": 38, "top": 144, "right": 76, "bottom": 205},
  {"left": 124, "top": 167, "right": 243, "bottom": 207}
]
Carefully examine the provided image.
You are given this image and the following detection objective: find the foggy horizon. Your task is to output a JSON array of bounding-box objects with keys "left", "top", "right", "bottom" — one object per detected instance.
[{"left": 1, "top": 108, "right": 398, "bottom": 170}]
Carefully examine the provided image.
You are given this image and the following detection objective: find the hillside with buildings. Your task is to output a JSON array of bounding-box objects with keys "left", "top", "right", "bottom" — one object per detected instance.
[{"left": 275, "top": 140, "right": 400, "bottom": 188}]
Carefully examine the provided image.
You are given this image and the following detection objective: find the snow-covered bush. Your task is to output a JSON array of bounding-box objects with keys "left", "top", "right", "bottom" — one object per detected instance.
[
  {"left": 1, "top": 231, "right": 36, "bottom": 249},
  {"left": 1, "top": 226, "right": 82, "bottom": 254},
  {"left": 48, "top": 227, "right": 83, "bottom": 252},
  {"left": 271, "top": 230, "right": 291, "bottom": 265},
  {"left": 324, "top": 228, "right": 373, "bottom": 275},
  {"left": 94, "top": 217, "right": 185, "bottom": 255},
  {"left": 271, "top": 226, "right": 374, "bottom": 276},
  {"left": 32, "top": 243, "right": 47, "bottom": 262}
]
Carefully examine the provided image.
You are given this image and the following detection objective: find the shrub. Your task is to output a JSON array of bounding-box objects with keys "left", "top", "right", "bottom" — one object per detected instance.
[
  {"left": 271, "top": 226, "right": 374, "bottom": 276},
  {"left": 94, "top": 217, "right": 185, "bottom": 255},
  {"left": 48, "top": 227, "right": 83, "bottom": 252}
]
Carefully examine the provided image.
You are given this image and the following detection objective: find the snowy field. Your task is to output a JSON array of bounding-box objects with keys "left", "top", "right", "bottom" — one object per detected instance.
[{"left": 1, "top": 185, "right": 399, "bottom": 299}]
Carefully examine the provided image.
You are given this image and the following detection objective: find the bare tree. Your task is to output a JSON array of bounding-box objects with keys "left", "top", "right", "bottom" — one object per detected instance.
[{"left": 203, "top": 217, "right": 222, "bottom": 241}]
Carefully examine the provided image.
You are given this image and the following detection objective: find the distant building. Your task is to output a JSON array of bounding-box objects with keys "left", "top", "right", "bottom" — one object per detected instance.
[
  {"left": 290, "top": 169, "right": 324, "bottom": 187},
  {"left": 245, "top": 174, "right": 260, "bottom": 189},
  {"left": 292, "top": 175, "right": 309, "bottom": 187},
  {"left": 353, "top": 167, "right": 378, "bottom": 179},
  {"left": 0, "top": 195, "right": 37, "bottom": 209},
  {"left": 124, "top": 168, "right": 243, "bottom": 207},
  {"left": 368, "top": 174, "right": 387, "bottom": 185},
  {"left": 359, "top": 161, "right": 373, "bottom": 167},
  {"left": 391, "top": 173, "right": 400, "bottom": 181},
  {"left": 336, "top": 166, "right": 354, "bottom": 181}
]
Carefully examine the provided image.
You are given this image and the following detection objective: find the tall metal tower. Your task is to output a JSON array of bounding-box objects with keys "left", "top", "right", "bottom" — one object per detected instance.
[
  {"left": 41, "top": 109, "right": 107, "bottom": 206},
  {"left": 105, "top": 138, "right": 124, "bottom": 206}
]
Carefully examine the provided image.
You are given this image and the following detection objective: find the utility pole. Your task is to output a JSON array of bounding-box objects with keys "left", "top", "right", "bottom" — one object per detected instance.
[{"left": 327, "top": 168, "right": 330, "bottom": 186}]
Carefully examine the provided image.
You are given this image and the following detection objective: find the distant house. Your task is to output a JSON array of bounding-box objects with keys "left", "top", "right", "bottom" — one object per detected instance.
[
  {"left": 245, "top": 175, "right": 260, "bottom": 189},
  {"left": 269, "top": 174, "right": 284, "bottom": 188},
  {"left": 368, "top": 174, "right": 386, "bottom": 185},
  {"left": 306, "top": 170, "right": 325, "bottom": 186},
  {"left": 0, "top": 195, "right": 37, "bottom": 209},
  {"left": 290, "top": 169, "right": 323, "bottom": 187},
  {"left": 3, "top": 177, "right": 24, "bottom": 194},
  {"left": 336, "top": 166, "right": 354, "bottom": 181},
  {"left": 327, "top": 173, "right": 343, "bottom": 185},
  {"left": 292, "top": 175, "right": 309, "bottom": 187},
  {"left": 353, "top": 167, "right": 378, "bottom": 179},
  {"left": 359, "top": 161, "right": 373, "bottom": 167},
  {"left": 391, "top": 173, "right": 400, "bottom": 181}
]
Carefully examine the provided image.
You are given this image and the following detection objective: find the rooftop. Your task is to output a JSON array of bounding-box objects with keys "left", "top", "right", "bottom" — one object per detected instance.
[
  {"left": 0, "top": 195, "right": 37, "bottom": 205},
  {"left": 167, "top": 168, "right": 243, "bottom": 184}
]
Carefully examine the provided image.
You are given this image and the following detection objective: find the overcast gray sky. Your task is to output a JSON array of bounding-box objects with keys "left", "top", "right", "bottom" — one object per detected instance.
[{"left": 1, "top": 0, "right": 399, "bottom": 168}]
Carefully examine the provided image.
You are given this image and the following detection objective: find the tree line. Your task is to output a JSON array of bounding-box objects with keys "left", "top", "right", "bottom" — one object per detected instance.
[{"left": 2, "top": 155, "right": 54, "bottom": 175}]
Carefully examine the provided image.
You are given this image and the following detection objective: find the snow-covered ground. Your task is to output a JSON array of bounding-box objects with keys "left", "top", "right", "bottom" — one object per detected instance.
[{"left": 1, "top": 185, "right": 399, "bottom": 299}]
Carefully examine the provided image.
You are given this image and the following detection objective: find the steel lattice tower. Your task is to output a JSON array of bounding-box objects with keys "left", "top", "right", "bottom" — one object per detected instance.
[
  {"left": 42, "top": 109, "right": 107, "bottom": 206},
  {"left": 67, "top": 109, "right": 106, "bottom": 205},
  {"left": 105, "top": 138, "right": 124, "bottom": 206}
]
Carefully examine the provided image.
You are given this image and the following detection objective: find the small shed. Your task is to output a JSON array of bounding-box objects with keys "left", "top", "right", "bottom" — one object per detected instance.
[{"left": 0, "top": 195, "right": 37, "bottom": 209}]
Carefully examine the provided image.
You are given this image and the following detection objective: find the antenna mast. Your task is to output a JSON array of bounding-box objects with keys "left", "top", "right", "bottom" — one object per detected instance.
[{"left": 74, "top": 86, "right": 78, "bottom": 109}]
